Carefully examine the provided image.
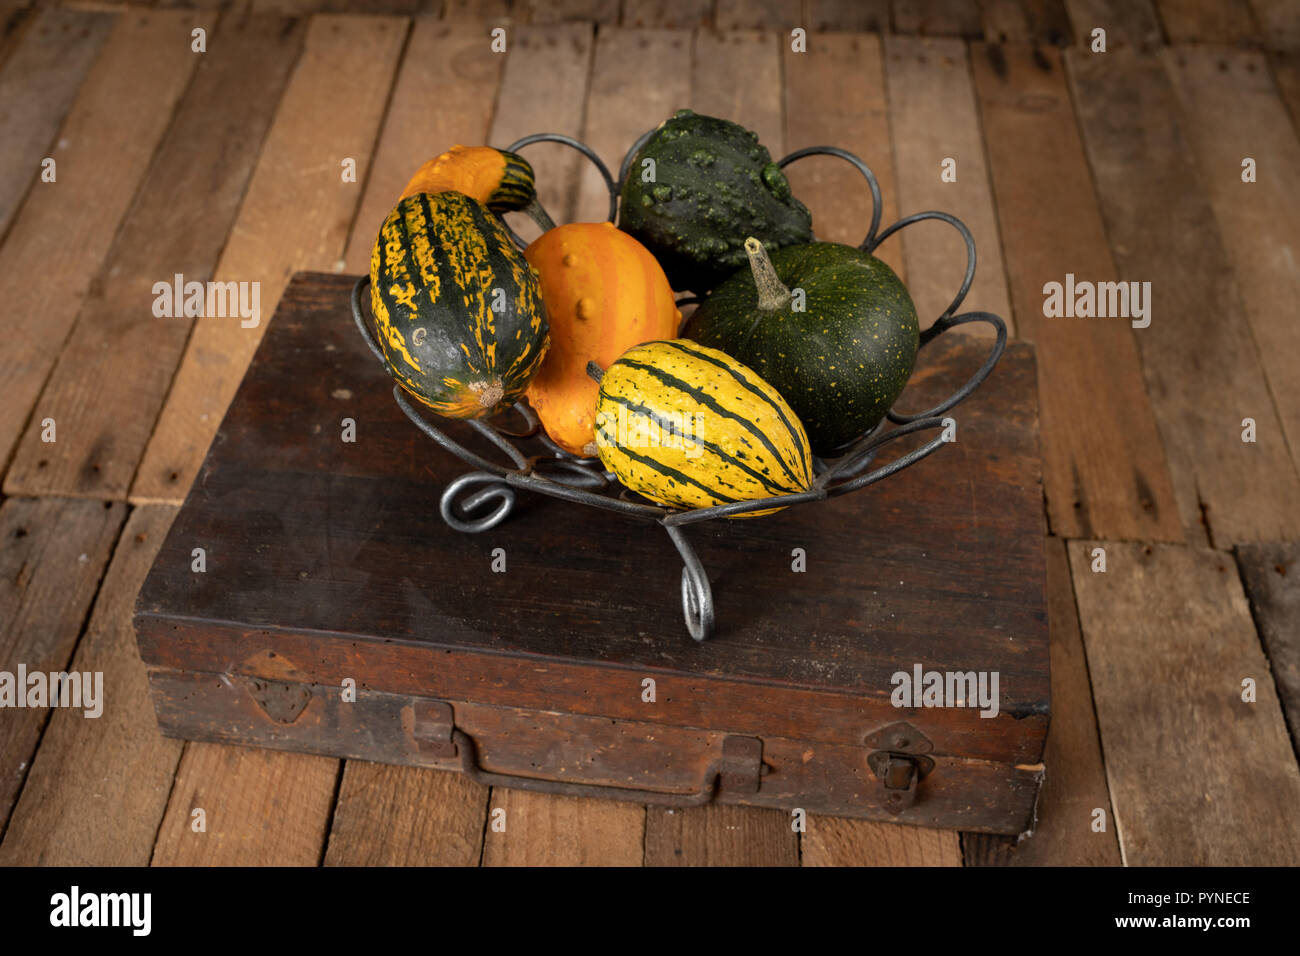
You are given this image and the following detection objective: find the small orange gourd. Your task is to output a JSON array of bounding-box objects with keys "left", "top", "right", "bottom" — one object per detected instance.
[
  {"left": 524, "top": 222, "right": 681, "bottom": 456},
  {"left": 400, "top": 145, "right": 537, "bottom": 214}
]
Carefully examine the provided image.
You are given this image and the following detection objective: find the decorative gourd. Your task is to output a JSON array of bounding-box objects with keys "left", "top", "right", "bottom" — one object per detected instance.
[
  {"left": 524, "top": 222, "right": 681, "bottom": 456},
  {"left": 592, "top": 340, "right": 812, "bottom": 516},
  {"left": 369, "top": 191, "right": 549, "bottom": 419},
  {"left": 684, "top": 237, "right": 919, "bottom": 455},
  {"left": 617, "top": 109, "right": 813, "bottom": 293},
  {"left": 401, "top": 145, "right": 537, "bottom": 214}
]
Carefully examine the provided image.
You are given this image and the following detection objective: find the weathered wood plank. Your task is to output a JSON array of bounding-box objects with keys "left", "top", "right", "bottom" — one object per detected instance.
[
  {"left": 0, "top": 9, "right": 210, "bottom": 476},
  {"left": 693, "top": 30, "right": 783, "bottom": 161},
  {"left": 575, "top": 27, "right": 691, "bottom": 224},
  {"left": 443, "top": 0, "right": 511, "bottom": 20},
  {"left": 519, "top": 0, "right": 618, "bottom": 23},
  {"left": 962, "top": 538, "right": 1121, "bottom": 865},
  {"left": 1064, "top": 0, "right": 1162, "bottom": 50},
  {"left": 5, "top": 15, "right": 306, "bottom": 500},
  {"left": 715, "top": 0, "right": 800, "bottom": 31},
  {"left": 341, "top": 18, "right": 504, "bottom": 273},
  {"left": 1272, "top": 51, "right": 1300, "bottom": 130},
  {"left": 325, "top": 763, "right": 487, "bottom": 865},
  {"left": 1237, "top": 542, "right": 1300, "bottom": 762},
  {"left": 980, "top": 0, "right": 1072, "bottom": 44},
  {"left": 784, "top": 32, "right": 902, "bottom": 276},
  {"left": 1068, "top": 48, "right": 1300, "bottom": 545},
  {"left": 151, "top": 743, "right": 339, "bottom": 865},
  {"left": 131, "top": 14, "right": 407, "bottom": 504},
  {"left": 971, "top": 44, "right": 1183, "bottom": 542},
  {"left": 484, "top": 22, "right": 594, "bottom": 243},
  {"left": 1158, "top": 0, "right": 1258, "bottom": 44},
  {"left": 0, "top": 506, "right": 183, "bottom": 865},
  {"left": 803, "top": 819, "right": 963, "bottom": 865},
  {"left": 891, "top": 0, "right": 983, "bottom": 36},
  {"left": 644, "top": 805, "right": 799, "bottom": 865},
  {"left": 884, "top": 34, "right": 1013, "bottom": 334},
  {"left": 1069, "top": 540, "right": 1300, "bottom": 865},
  {"left": 0, "top": 6, "right": 112, "bottom": 240},
  {"left": 0, "top": 497, "right": 125, "bottom": 835},
  {"left": 1249, "top": 0, "right": 1300, "bottom": 51},
  {"left": 807, "top": 0, "right": 889, "bottom": 32},
  {"left": 1162, "top": 48, "right": 1300, "bottom": 478},
  {"left": 620, "top": 0, "right": 711, "bottom": 28},
  {"left": 481, "top": 789, "right": 644, "bottom": 865}
]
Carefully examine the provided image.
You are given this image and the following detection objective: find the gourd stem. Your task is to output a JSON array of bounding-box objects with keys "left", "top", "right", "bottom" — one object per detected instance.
[
  {"left": 586, "top": 361, "right": 605, "bottom": 384},
  {"left": 744, "top": 237, "right": 791, "bottom": 311},
  {"left": 522, "top": 197, "right": 557, "bottom": 234}
]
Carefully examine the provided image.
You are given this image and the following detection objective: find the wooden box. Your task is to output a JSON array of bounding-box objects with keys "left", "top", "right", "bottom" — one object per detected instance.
[{"left": 134, "top": 272, "right": 1049, "bottom": 834}]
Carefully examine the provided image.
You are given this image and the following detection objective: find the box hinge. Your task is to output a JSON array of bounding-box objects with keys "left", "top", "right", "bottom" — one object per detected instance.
[
  {"left": 405, "top": 700, "right": 457, "bottom": 759},
  {"left": 864, "top": 721, "right": 935, "bottom": 814},
  {"left": 719, "top": 734, "right": 766, "bottom": 795}
]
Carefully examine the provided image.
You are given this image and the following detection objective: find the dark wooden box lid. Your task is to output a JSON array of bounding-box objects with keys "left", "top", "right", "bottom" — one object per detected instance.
[{"left": 135, "top": 272, "right": 1049, "bottom": 765}]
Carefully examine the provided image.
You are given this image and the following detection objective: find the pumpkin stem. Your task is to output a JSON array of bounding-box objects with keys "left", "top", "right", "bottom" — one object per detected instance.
[
  {"left": 522, "top": 197, "right": 557, "bottom": 234},
  {"left": 744, "top": 237, "right": 791, "bottom": 311},
  {"left": 586, "top": 360, "right": 605, "bottom": 384}
]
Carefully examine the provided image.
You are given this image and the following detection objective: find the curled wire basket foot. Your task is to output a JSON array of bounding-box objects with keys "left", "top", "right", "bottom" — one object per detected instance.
[{"left": 353, "top": 134, "right": 1007, "bottom": 641}]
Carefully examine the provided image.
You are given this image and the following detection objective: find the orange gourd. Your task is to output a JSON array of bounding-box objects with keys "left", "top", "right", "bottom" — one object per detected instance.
[
  {"left": 400, "top": 145, "right": 536, "bottom": 214},
  {"left": 524, "top": 222, "right": 681, "bottom": 456}
]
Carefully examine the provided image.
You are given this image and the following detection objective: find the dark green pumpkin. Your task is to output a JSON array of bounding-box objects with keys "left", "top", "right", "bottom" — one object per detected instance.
[
  {"left": 617, "top": 109, "right": 812, "bottom": 293},
  {"left": 683, "top": 238, "right": 919, "bottom": 455},
  {"left": 369, "top": 191, "right": 549, "bottom": 419}
]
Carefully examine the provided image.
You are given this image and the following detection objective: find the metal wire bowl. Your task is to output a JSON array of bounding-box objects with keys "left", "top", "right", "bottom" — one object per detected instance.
[{"left": 352, "top": 133, "right": 1007, "bottom": 642}]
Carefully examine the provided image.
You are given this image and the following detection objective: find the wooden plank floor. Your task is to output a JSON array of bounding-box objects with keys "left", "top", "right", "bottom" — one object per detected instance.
[{"left": 2, "top": 0, "right": 1298, "bottom": 867}]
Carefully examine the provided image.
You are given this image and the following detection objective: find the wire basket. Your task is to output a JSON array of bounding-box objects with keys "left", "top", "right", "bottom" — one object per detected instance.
[{"left": 351, "top": 133, "right": 1007, "bottom": 641}]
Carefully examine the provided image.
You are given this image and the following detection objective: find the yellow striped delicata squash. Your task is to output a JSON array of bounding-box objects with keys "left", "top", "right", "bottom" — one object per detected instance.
[
  {"left": 369, "top": 190, "right": 549, "bottom": 419},
  {"left": 592, "top": 339, "right": 813, "bottom": 516}
]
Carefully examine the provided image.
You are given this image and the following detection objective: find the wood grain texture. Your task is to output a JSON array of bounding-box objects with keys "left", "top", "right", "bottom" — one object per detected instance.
[
  {"left": 0, "top": 9, "right": 210, "bottom": 476},
  {"left": 884, "top": 34, "right": 1013, "bottom": 334},
  {"left": 0, "top": 506, "right": 183, "bottom": 865},
  {"left": 1162, "top": 48, "right": 1300, "bottom": 478},
  {"left": 891, "top": 0, "right": 983, "bottom": 36},
  {"left": 962, "top": 538, "right": 1121, "bottom": 865},
  {"left": 151, "top": 743, "right": 338, "bottom": 865},
  {"left": 442, "top": 0, "right": 511, "bottom": 20},
  {"left": 1237, "top": 542, "right": 1300, "bottom": 762},
  {"left": 620, "top": 0, "right": 712, "bottom": 28},
  {"left": 803, "top": 818, "right": 963, "bottom": 865},
  {"left": 807, "top": 0, "right": 889, "bottom": 32},
  {"left": 1157, "top": 0, "right": 1258, "bottom": 44},
  {"left": 784, "top": 32, "right": 903, "bottom": 276},
  {"left": 481, "top": 788, "right": 644, "bottom": 865},
  {"left": 484, "top": 22, "right": 594, "bottom": 244},
  {"left": 1272, "top": 51, "right": 1300, "bottom": 130},
  {"left": 980, "top": 0, "right": 1072, "bottom": 44},
  {"left": 0, "top": 497, "right": 124, "bottom": 835},
  {"left": 1249, "top": 0, "right": 1300, "bottom": 51},
  {"left": 715, "top": 0, "right": 801, "bottom": 30},
  {"left": 1069, "top": 541, "right": 1300, "bottom": 865},
  {"left": 131, "top": 14, "right": 407, "bottom": 504},
  {"left": 1064, "top": 0, "right": 1162, "bottom": 50},
  {"left": 519, "top": 0, "right": 619, "bottom": 22},
  {"left": 574, "top": 27, "right": 691, "bottom": 223},
  {"left": 694, "top": 30, "right": 783, "bottom": 153},
  {"left": 325, "top": 762, "right": 487, "bottom": 865},
  {"left": 341, "top": 18, "right": 504, "bottom": 273},
  {"left": 644, "top": 804, "right": 799, "bottom": 865},
  {"left": 971, "top": 43, "right": 1183, "bottom": 543},
  {"left": 5, "top": 15, "right": 305, "bottom": 500},
  {"left": 1067, "top": 49, "right": 1300, "bottom": 545},
  {"left": 0, "top": 6, "right": 112, "bottom": 240}
]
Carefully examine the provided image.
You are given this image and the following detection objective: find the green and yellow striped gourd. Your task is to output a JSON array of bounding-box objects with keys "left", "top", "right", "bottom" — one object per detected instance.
[
  {"left": 593, "top": 339, "right": 813, "bottom": 516},
  {"left": 369, "top": 191, "right": 548, "bottom": 419}
]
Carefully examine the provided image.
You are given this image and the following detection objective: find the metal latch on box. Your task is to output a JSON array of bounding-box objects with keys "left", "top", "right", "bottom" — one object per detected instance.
[
  {"left": 865, "top": 722, "right": 935, "bottom": 814},
  {"left": 404, "top": 700, "right": 767, "bottom": 805}
]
